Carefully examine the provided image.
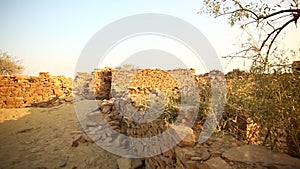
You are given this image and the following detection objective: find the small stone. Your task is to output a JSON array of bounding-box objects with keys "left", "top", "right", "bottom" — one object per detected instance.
[
  {"left": 190, "top": 157, "right": 202, "bottom": 161},
  {"left": 198, "top": 148, "right": 211, "bottom": 161},
  {"left": 117, "top": 157, "right": 143, "bottom": 169},
  {"left": 205, "top": 140, "right": 213, "bottom": 146},
  {"left": 205, "top": 157, "right": 232, "bottom": 169},
  {"left": 171, "top": 125, "right": 196, "bottom": 147},
  {"left": 64, "top": 97, "right": 73, "bottom": 102},
  {"left": 117, "top": 157, "right": 131, "bottom": 169},
  {"left": 59, "top": 156, "right": 69, "bottom": 167},
  {"left": 71, "top": 135, "right": 88, "bottom": 147}
]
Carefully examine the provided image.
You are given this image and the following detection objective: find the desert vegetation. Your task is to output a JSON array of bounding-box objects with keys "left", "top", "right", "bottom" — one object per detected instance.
[
  {"left": 200, "top": 0, "right": 300, "bottom": 157},
  {"left": 0, "top": 51, "right": 23, "bottom": 75}
]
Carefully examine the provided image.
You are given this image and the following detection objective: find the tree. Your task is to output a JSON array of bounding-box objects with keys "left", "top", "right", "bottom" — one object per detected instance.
[
  {"left": 201, "top": 0, "right": 300, "bottom": 72},
  {"left": 202, "top": 0, "right": 300, "bottom": 157},
  {"left": 0, "top": 51, "right": 24, "bottom": 75}
]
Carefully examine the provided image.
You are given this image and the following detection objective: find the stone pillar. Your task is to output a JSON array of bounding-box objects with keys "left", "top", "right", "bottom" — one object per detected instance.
[{"left": 93, "top": 67, "right": 112, "bottom": 100}]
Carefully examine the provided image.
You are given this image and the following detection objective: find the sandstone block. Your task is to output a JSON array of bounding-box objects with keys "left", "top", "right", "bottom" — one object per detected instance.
[{"left": 117, "top": 157, "right": 143, "bottom": 169}]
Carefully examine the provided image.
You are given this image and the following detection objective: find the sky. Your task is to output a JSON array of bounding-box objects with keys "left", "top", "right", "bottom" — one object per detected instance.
[{"left": 0, "top": 0, "right": 299, "bottom": 77}]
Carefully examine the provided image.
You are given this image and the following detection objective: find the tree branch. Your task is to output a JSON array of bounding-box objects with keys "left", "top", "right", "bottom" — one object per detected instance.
[
  {"left": 259, "top": 9, "right": 300, "bottom": 20},
  {"left": 216, "top": 8, "right": 259, "bottom": 20},
  {"left": 265, "top": 17, "right": 296, "bottom": 59}
]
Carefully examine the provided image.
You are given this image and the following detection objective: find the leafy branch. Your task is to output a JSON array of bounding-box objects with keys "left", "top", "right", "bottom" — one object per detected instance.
[{"left": 201, "top": 0, "right": 300, "bottom": 72}]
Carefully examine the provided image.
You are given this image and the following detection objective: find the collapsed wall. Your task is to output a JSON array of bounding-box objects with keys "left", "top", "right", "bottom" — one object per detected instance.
[
  {"left": 0, "top": 72, "right": 72, "bottom": 108},
  {"left": 78, "top": 65, "right": 299, "bottom": 168},
  {"left": 73, "top": 68, "right": 260, "bottom": 145}
]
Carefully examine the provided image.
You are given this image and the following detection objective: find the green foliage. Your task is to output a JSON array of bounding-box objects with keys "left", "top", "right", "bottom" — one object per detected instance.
[{"left": 0, "top": 51, "right": 23, "bottom": 75}]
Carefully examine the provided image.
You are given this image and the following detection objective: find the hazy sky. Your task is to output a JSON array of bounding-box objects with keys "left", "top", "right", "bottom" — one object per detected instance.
[{"left": 0, "top": 0, "right": 299, "bottom": 77}]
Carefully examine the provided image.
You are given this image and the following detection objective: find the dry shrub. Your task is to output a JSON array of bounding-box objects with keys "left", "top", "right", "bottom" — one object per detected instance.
[
  {"left": 252, "top": 73, "right": 300, "bottom": 157},
  {"left": 218, "top": 70, "right": 300, "bottom": 157}
]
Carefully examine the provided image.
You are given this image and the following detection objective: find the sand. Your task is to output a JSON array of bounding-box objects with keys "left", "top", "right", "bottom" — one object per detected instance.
[{"left": 0, "top": 102, "right": 119, "bottom": 169}]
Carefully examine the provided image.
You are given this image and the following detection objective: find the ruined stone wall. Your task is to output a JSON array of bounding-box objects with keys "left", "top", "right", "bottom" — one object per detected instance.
[
  {"left": 74, "top": 61, "right": 300, "bottom": 100},
  {"left": 78, "top": 65, "right": 299, "bottom": 168},
  {"left": 73, "top": 72, "right": 92, "bottom": 96},
  {"left": 111, "top": 68, "right": 198, "bottom": 105},
  {"left": 74, "top": 68, "right": 112, "bottom": 100},
  {"left": 0, "top": 72, "right": 72, "bottom": 108},
  {"left": 74, "top": 68, "right": 199, "bottom": 101}
]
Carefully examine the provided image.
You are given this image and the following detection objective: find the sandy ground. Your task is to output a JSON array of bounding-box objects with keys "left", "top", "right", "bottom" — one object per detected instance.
[{"left": 0, "top": 101, "right": 120, "bottom": 169}]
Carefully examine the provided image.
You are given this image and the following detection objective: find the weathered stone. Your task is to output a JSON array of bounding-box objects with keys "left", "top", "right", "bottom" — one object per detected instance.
[
  {"left": 198, "top": 147, "right": 211, "bottom": 161},
  {"left": 175, "top": 146, "right": 210, "bottom": 163},
  {"left": 185, "top": 161, "right": 212, "bottom": 169},
  {"left": 117, "top": 157, "right": 143, "bottom": 169},
  {"left": 190, "top": 157, "right": 202, "bottom": 161},
  {"left": 171, "top": 125, "right": 196, "bottom": 147},
  {"left": 59, "top": 156, "right": 69, "bottom": 167},
  {"left": 205, "top": 157, "right": 232, "bottom": 169},
  {"left": 222, "top": 145, "right": 300, "bottom": 169}
]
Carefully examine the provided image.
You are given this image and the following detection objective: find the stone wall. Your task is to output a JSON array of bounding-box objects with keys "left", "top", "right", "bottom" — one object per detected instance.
[
  {"left": 74, "top": 68, "right": 199, "bottom": 102},
  {"left": 75, "top": 60, "right": 300, "bottom": 101},
  {"left": 0, "top": 72, "right": 72, "bottom": 108},
  {"left": 74, "top": 68, "right": 112, "bottom": 100}
]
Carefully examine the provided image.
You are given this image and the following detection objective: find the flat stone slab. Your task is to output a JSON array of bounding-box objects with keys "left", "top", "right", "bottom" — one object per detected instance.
[
  {"left": 222, "top": 145, "right": 300, "bottom": 169},
  {"left": 205, "top": 157, "right": 232, "bottom": 169}
]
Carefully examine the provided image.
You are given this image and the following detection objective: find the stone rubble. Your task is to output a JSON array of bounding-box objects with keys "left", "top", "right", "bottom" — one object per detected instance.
[
  {"left": 82, "top": 98, "right": 300, "bottom": 169},
  {"left": 0, "top": 72, "right": 72, "bottom": 108}
]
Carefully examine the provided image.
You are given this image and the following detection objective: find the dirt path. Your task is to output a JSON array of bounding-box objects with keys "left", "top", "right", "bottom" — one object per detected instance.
[{"left": 0, "top": 102, "right": 119, "bottom": 169}]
